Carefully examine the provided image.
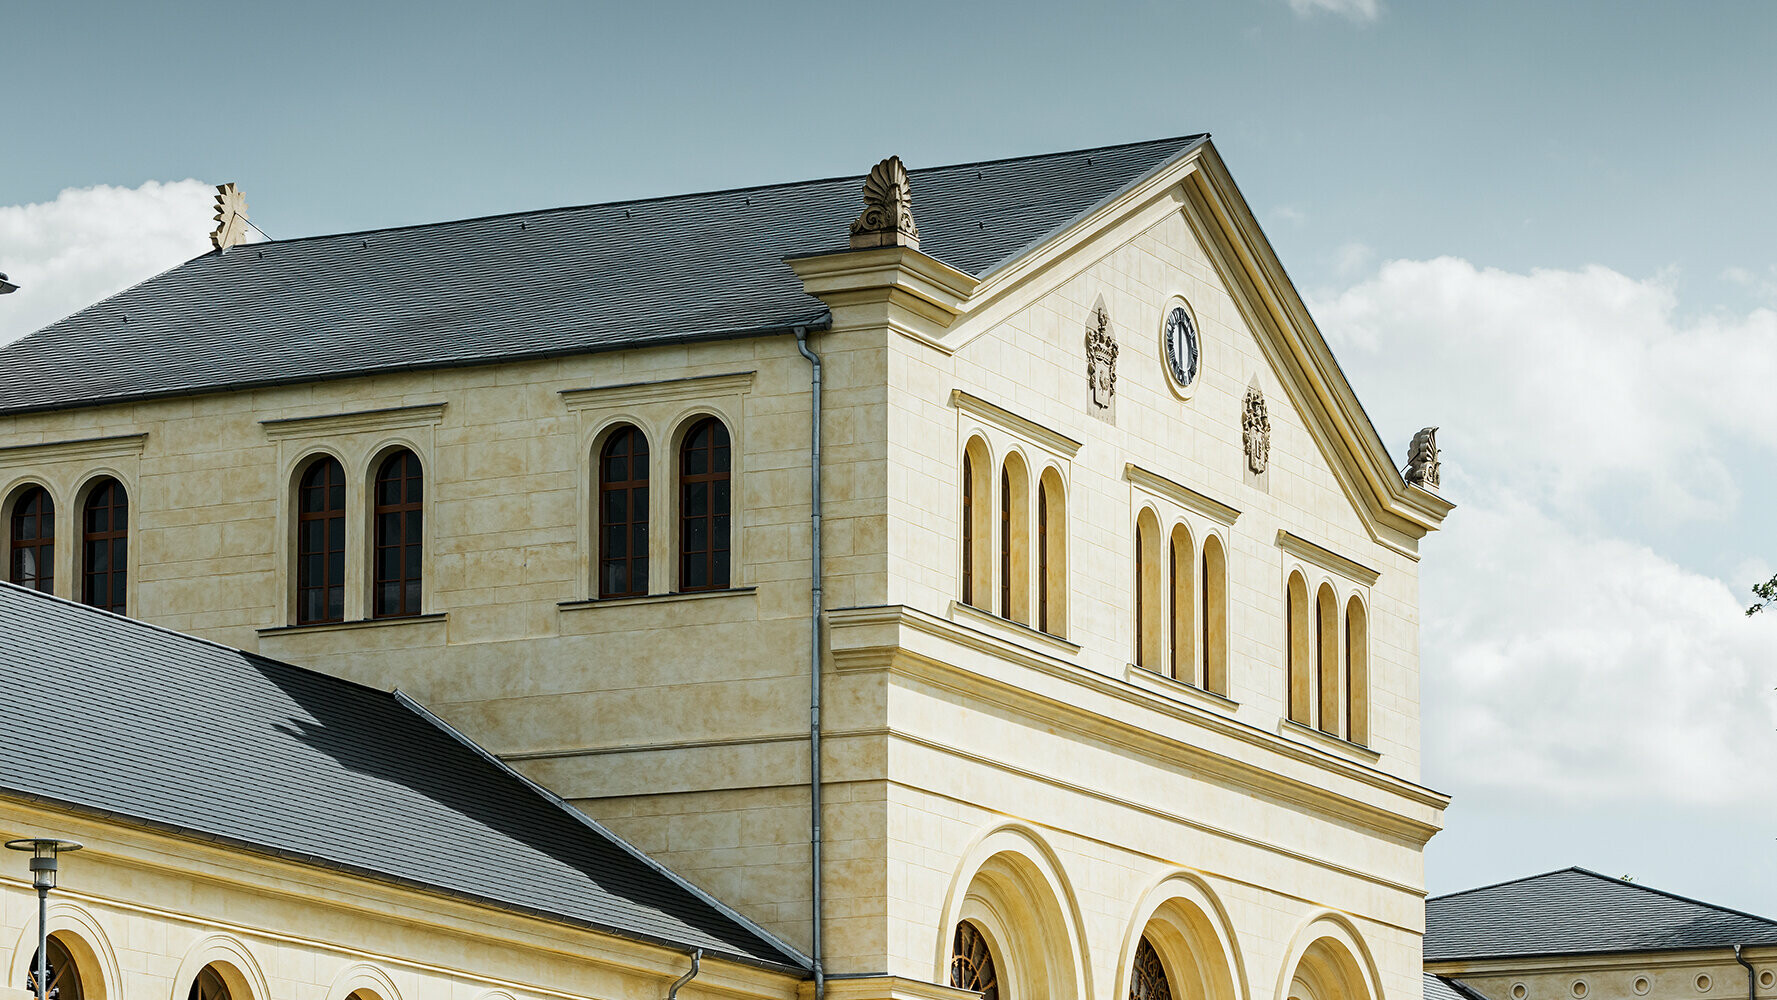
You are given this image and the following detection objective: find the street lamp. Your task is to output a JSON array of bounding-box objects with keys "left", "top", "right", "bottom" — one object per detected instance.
[
  {"left": 6, "top": 839, "right": 83, "bottom": 1000},
  {"left": 0, "top": 273, "right": 17, "bottom": 294}
]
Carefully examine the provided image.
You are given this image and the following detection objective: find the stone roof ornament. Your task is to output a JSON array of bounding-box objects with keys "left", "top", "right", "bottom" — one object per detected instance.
[
  {"left": 210, "top": 183, "right": 250, "bottom": 252},
  {"left": 849, "top": 156, "right": 920, "bottom": 250},
  {"left": 1403, "top": 426, "right": 1440, "bottom": 491}
]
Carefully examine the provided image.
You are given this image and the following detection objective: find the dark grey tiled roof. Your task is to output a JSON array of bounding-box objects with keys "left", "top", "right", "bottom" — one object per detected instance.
[
  {"left": 0, "top": 135, "right": 1207, "bottom": 415},
  {"left": 1425, "top": 975, "right": 1493, "bottom": 1000},
  {"left": 0, "top": 582, "right": 805, "bottom": 969},
  {"left": 1426, "top": 867, "right": 1777, "bottom": 961}
]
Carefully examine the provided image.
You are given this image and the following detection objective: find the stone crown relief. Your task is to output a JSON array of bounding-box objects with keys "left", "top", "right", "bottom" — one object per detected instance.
[
  {"left": 1243, "top": 385, "right": 1271, "bottom": 473},
  {"left": 850, "top": 156, "right": 920, "bottom": 250},
  {"left": 1085, "top": 302, "right": 1118, "bottom": 408}
]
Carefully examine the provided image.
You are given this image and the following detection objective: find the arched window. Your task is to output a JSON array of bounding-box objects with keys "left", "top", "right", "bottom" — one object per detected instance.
[
  {"left": 1346, "top": 597, "right": 1370, "bottom": 746},
  {"left": 373, "top": 450, "right": 423, "bottom": 618},
  {"left": 189, "top": 966, "right": 232, "bottom": 1000},
  {"left": 1135, "top": 510, "right": 1163, "bottom": 670},
  {"left": 1169, "top": 523, "right": 1195, "bottom": 684},
  {"left": 962, "top": 438, "right": 992, "bottom": 609},
  {"left": 81, "top": 478, "right": 128, "bottom": 614},
  {"left": 1201, "top": 534, "right": 1228, "bottom": 695},
  {"left": 1037, "top": 469, "right": 1067, "bottom": 636},
  {"left": 1000, "top": 454, "right": 1030, "bottom": 624},
  {"left": 8, "top": 486, "right": 54, "bottom": 594},
  {"left": 297, "top": 457, "right": 346, "bottom": 625},
  {"left": 950, "top": 922, "right": 1000, "bottom": 1000},
  {"left": 1316, "top": 583, "right": 1339, "bottom": 736},
  {"left": 24, "top": 935, "right": 83, "bottom": 1000},
  {"left": 678, "top": 417, "right": 730, "bottom": 592},
  {"left": 1129, "top": 937, "right": 1172, "bottom": 1000},
  {"left": 1286, "top": 571, "right": 1310, "bottom": 725},
  {"left": 600, "top": 425, "right": 650, "bottom": 598}
]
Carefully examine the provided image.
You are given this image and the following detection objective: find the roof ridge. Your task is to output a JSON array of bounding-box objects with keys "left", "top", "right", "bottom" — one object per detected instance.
[
  {"left": 1427, "top": 866, "right": 1593, "bottom": 902},
  {"left": 1566, "top": 866, "right": 1777, "bottom": 927},
  {"left": 195, "top": 133, "right": 1213, "bottom": 253}
]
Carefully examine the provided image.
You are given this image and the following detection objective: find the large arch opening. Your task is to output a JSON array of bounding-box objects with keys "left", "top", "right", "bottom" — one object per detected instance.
[
  {"left": 938, "top": 828, "right": 1089, "bottom": 1000},
  {"left": 1118, "top": 875, "right": 1245, "bottom": 1000}
]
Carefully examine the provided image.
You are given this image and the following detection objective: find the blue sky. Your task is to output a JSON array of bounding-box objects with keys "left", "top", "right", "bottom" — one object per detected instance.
[{"left": 5, "top": 0, "right": 1777, "bottom": 914}]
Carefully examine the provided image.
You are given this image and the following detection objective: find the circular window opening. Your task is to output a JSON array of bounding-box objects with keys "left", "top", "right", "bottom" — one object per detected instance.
[
  {"left": 950, "top": 922, "right": 1000, "bottom": 1000},
  {"left": 1634, "top": 979, "right": 1651, "bottom": 996},
  {"left": 1572, "top": 981, "right": 1588, "bottom": 998},
  {"left": 1512, "top": 986, "right": 1528, "bottom": 1000},
  {"left": 1697, "top": 975, "right": 1713, "bottom": 993},
  {"left": 1760, "top": 972, "right": 1774, "bottom": 990}
]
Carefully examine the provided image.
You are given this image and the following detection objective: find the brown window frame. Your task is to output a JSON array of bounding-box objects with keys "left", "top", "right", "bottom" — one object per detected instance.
[
  {"left": 296, "top": 457, "right": 347, "bottom": 625},
  {"left": 999, "top": 467, "right": 1012, "bottom": 617},
  {"left": 599, "top": 425, "right": 650, "bottom": 598},
  {"left": 372, "top": 450, "right": 424, "bottom": 619},
  {"left": 81, "top": 478, "right": 128, "bottom": 614},
  {"left": 962, "top": 453, "right": 974, "bottom": 607},
  {"left": 8, "top": 486, "right": 54, "bottom": 594},
  {"left": 1037, "top": 486, "right": 1049, "bottom": 633},
  {"left": 678, "top": 417, "right": 731, "bottom": 592}
]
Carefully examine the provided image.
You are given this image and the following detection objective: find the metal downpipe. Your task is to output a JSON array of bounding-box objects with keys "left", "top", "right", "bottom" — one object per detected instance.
[
  {"left": 795, "top": 326, "right": 826, "bottom": 1000},
  {"left": 1736, "top": 945, "right": 1756, "bottom": 1000},
  {"left": 666, "top": 950, "right": 702, "bottom": 1000}
]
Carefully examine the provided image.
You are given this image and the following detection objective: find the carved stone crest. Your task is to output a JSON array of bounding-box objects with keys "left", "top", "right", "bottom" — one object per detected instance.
[
  {"left": 1242, "top": 386, "right": 1271, "bottom": 474},
  {"left": 850, "top": 156, "right": 920, "bottom": 250},
  {"left": 210, "top": 182, "right": 250, "bottom": 252},
  {"left": 1403, "top": 426, "right": 1440, "bottom": 491},
  {"left": 1085, "top": 302, "right": 1119, "bottom": 408}
]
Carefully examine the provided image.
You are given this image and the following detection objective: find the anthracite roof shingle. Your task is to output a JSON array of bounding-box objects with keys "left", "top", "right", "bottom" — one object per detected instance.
[
  {"left": 1425, "top": 867, "right": 1777, "bottom": 961},
  {"left": 0, "top": 135, "right": 1208, "bottom": 415},
  {"left": 0, "top": 581, "right": 805, "bottom": 970}
]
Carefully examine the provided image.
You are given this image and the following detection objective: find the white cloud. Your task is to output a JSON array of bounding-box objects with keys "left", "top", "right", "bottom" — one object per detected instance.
[
  {"left": 1287, "top": 0, "right": 1380, "bottom": 22},
  {"left": 0, "top": 180, "right": 249, "bottom": 346}
]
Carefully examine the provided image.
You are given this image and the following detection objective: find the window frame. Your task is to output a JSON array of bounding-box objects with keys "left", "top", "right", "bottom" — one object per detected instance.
[
  {"left": 79, "top": 476, "right": 128, "bottom": 615},
  {"left": 7, "top": 484, "right": 57, "bottom": 595},
  {"left": 371, "top": 449, "right": 424, "bottom": 619},
  {"left": 597, "top": 424, "right": 651, "bottom": 599},
  {"left": 295, "top": 455, "right": 348, "bottom": 625},
  {"left": 676, "top": 416, "right": 732, "bottom": 593}
]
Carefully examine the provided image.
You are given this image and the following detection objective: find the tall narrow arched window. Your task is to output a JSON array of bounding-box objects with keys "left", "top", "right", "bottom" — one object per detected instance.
[
  {"left": 1316, "top": 583, "right": 1339, "bottom": 736},
  {"left": 999, "top": 454, "right": 1030, "bottom": 624},
  {"left": 1201, "top": 534, "right": 1228, "bottom": 695},
  {"left": 1286, "top": 571, "right": 1311, "bottom": 725},
  {"left": 373, "top": 450, "right": 423, "bottom": 618},
  {"left": 962, "top": 438, "right": 992, "bottom": 609},
  {"left": 81, "top": 478, "right": 128, "bottom": 614},
  {"left": 600, "top": 425, "right": 650, "bottom": 598},
  {"left": 8, "top": 486, "right": 54, "bottom": 594},
  {"left": 1038, "top": 469, "right": 1067, "bottom": 637},
  {"left": 1136, "top": 509, "right": 1163, "bottom": 670},
  {"left": 297, "top": 457, "right": 347, "bottom": 625},
  {"left": 1170, "top": 523, "right": 1196, "bottom": 684},
  {"left": 1346, "top": 596, "right": 1370, "bottom": 746},
  {"left": 678, "top": 417, "right": 731, "bottom": 592},
  {"left": 950, "top": 922, "right": 1000, "bottom": 1000}
]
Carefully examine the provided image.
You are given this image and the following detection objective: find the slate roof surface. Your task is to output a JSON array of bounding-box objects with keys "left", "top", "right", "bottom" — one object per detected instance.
[
  {"left": 1425, "top": 975, "right": 1490, "bottom": 1000},
  {"left": 0, "top": 581, "right": 805, "bottom": 969},
  {"left": 1425, "top": 867, "right": 1777, "bottom": 961},
  {"left": 0, "top": 135, "right": 1208, "bottom": 415}
]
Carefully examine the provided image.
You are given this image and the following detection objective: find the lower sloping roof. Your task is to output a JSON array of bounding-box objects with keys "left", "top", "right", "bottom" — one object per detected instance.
[
  {"left": 1426, "top": 867, "right": 1777, "bottom": 962},
  {"left": 0, "top": 582, "right": 806, "bottom": 970}
]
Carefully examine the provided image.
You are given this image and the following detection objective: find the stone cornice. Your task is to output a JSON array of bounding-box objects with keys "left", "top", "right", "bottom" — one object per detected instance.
[
  {"left": 1425, "top": 947, "right": 1777, "bottom": 977},
  {"left": 1123, "top": 463, "right": 1241, "bottom": 526},
  {"left": 788, "top": 246, "right": 980, "bottom": 340},
  {"left": 560, "top": 371, "right": 757, "bottom": 411},
  {"left": 0, "top": 433, "right": 147, "bottom": 465},
  {"left": 1276, "top": 530, "right": 1381, "bottom": 587},
  {"left": 259, "top": 402, "right": 446, "bottom": 440},
  {"left": 949, "top": 389, "right": 1083, "bottom": 458}
]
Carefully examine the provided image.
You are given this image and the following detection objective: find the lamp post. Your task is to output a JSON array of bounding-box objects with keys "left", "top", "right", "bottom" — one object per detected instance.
[{"left": 5, "top": 839, "right": 82, "bottom": 1000}]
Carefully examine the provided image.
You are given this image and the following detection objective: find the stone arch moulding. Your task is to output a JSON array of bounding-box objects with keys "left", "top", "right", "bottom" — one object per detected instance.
[
  {"left": 7, "top": 899, "right": 123, "bottom": 1000},
  {"left": 1273, "top": 912, "right": 1384, "bottom": 1000},
  {"left": 1113, "top": 872, "right": 1248, "bottom": 1000},
  {"left": 325, "top": 962, "right": 405, "bottom": 1000},
  {"left": 169, "top": 932, "right": 271, "bottom": 1000},
  {"left": 934, "top": 822, "right": 1093, "bottom": 1000}
]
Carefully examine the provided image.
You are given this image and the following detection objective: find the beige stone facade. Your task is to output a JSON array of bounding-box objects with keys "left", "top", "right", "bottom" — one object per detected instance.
[{"left": 0, "top": 141, "right": 1451, "bottom": 1000}]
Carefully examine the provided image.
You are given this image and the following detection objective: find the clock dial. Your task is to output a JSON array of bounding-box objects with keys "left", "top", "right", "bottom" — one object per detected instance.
[{"left": 1164, "top": 305, "right": 1199, "bottom": 388}]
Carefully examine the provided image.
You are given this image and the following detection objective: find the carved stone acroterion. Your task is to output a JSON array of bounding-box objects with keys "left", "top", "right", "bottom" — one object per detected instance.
[
  {"left": 1243, "top": 386, "right": 1271, "bottom": 474},
  {"left": 211, "top": 183, "right": 250, "bottom": 251},
  {"left": 1403, "top": 426, "right": 1440, "bottom": 491},
  {"left": 849, "top": 156, "right": 920, "bottom": 250},
  {"left": 1085, "top": 302, "right": 1119, "bottom": 408}
]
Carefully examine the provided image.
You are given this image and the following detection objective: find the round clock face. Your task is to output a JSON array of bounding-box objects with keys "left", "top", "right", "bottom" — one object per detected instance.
[{"left": 1163, "top": 304, "right": 1199, "bottom": 388}]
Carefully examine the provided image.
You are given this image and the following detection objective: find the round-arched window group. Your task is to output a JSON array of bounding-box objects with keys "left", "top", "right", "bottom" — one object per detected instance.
[
  {"left": 292, "top": 450, "right": 426, "bottom": 626},
  {"left": 1134, "top": 510, "right": 1229, "bottom": 696},
  {"left": 960, "top": 437, "right": 1067, "bottom": 637},
  {"left": 596, "top": 416, "right": 733, "bottom": 599},
  {"left": 5, "top": 477, "right": 131, "bottom": 615},
  {"left": 1284, "top": 571, "right": 1368, "bottom": 746}
]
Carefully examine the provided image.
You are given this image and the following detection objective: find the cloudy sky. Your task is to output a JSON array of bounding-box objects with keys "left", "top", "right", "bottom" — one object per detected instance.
[{"left": 4, "top": 1, "right": 1776, "bottom": 911}]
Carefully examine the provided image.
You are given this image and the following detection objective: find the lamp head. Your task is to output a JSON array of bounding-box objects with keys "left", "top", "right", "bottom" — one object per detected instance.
[
  {"left": 0, "top": 273, "right": 17, "bottom": 295},
  {"left": 5, "top": 839, "right": 83, "bottom": 890}
]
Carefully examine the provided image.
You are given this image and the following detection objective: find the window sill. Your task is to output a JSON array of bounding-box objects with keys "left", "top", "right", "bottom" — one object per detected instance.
[
  {"left": 1125, "top": 664, "right": 1239, "bottom": 713},
  {"left": 559, "top": 587, "right": 757, "bottom": 611},
  {"left": 1278, "top": 718, "right": 1380, "bottom": 762},
  {"left": 948, "top": 600, "right": 1081, "bottom": 654},
  {"left": 258, "top": 613, "right": 447, "bottom": 637}
]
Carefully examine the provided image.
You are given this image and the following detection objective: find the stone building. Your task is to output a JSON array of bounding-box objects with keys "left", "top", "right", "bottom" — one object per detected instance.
[
  {"left": 0, "top": 135, "right": 1453, "bottom": 1000},
  {"left": 1424, "top": 869, "right": 1777, "bottom": 1000}
]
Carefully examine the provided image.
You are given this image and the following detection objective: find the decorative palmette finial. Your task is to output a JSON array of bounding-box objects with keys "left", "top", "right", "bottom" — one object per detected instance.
[
  {"left": 210, "top": 183, "right": 250, "bottom": 252},
  {"left": 1403, "top": 426, "right": 1440, "bottom": 491},
  {"left": 849, "top": 156, "right": 919, "bottom": 250}
]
